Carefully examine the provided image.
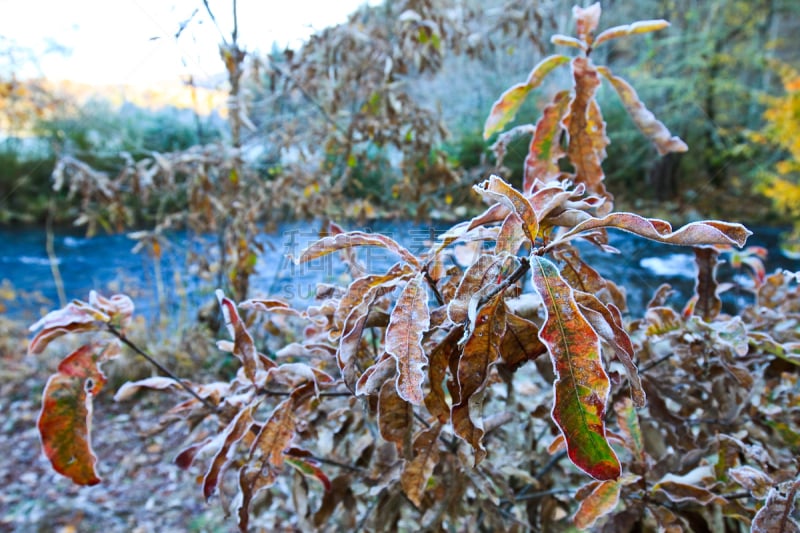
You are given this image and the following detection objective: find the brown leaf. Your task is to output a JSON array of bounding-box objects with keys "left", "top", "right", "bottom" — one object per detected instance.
[
  {"left": 203, "top": 404, "right": 256, "bottom": 500},
  {"left": 451, "top": 292, "right": 506, "bottom": 465},
  {"left": 400, "top": 424, "right": 442, "bottom": 507},
  {"left": 474, "top": 175, "right": 539, "bottom": 244},
  {"left": 294, "top": 231, "right": 419, "bottom": 268},
  {"left": 424, "top": 325, "right": 464, "bottom": 423},
  {"left": 448, "top": 253, "right": 515, "bottom": 324},
  {"left": 597, "top": 65, "right": 688, "bottom": 155},
  {"left": 386, "top": 274, "right": 431, "bottom": 404},
  {"left": 500, "top": 311, "right": 546, "bottom": 370},
  {"left": 692, "top": 246, "right": 721, "bottom": 322},
  {"left": 378, "top": 380, "right": 411, "bottom": 449},
  {"left": 752, "top": 482, "right": 800, "bottom": 533}
]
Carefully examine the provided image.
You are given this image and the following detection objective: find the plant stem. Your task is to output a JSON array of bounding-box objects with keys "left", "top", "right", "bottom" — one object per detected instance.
[{"left": 106, "top": 324, "right": 217, "bottom": 412}]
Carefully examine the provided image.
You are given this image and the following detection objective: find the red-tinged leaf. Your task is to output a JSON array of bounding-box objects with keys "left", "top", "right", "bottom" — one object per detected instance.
[
  {"left": 495, "top": 213, "right": 526, "bottom": 256},
  {"left": 293, "top": 231, "right": 419, "bottom": 268},
  {"left": 401, "top": 424, "right": 442, "bottom": 507},
  {"left": 594, "top": 19, "right": 670, "bottom": 47},
  {"left": 567, "top": 57, "right": 609, "bottom": 202},
  {"left": 174, "top": 437, "right": 214, "bottom": 469},
  {"left": 550, "top": 34, "right": 586, "bottom": 50},
  {"left": 38, "top": 345, "right": 106, "bottom": 486},
  {"left": 530, "top": 256, "right": 620, "bottom": 480},
  {"left": 113, "top": 376, "right": 189, "bottom": 401},
  {"left": 692, "top": 246, "right": 722, "bottom": 321},
  {"left": 217, "top": 290, "right": 262, "bottom": 384},
  {"left": 573, "top": 2, "right": 602, "bottom": 42},
  {"left": 449, "top": 253, "right": 516, "bottom": 324},
  {"left": 729, "top": 466, "right": 774, "bottom": 498},
  {"left": 576, "top": 294, "right": 644, "bottom": 407},
  {"left": 483, "top": 55, "right": 570, "bottom": 139},
  {"left": 378, "top": 379, "right": 411, "bottom": 448},
  {"left": 752, "top": 483, "right": 800, "bottom": 533},
  {"left": 386, "top": 275, "right": 430, "bottom": 404},
  {"left": 285, "top": 457, "right": 332, "bottom": 491},
  {"left": 529, "top": 183, "right": 577, "bottom": 222},
  {"left": 425, "top": 326, "right": 463, "bottom": 423},
  {"left": 474, "top": 175, "right": 539, "bottom": 244},
  {"left": 573, "top": 479, "right": 622, "bottom": 529},
  {"left": 203, "top": 404, "right": 256, "bottom": 500},
  {"left": 557, "top": 212, "right": 751, "bottom": 249},
  {"left": 524, "top": 91, "right": 570, "bottom": 193},
  {"left": 451, "top": 293, "right": 506, "bottom": 465},
  {"left": 501, "top": 311, "right": 546, "bottom": 370},
  {"left": 597, "top": 66, "right": 688, "bottom": 155}
]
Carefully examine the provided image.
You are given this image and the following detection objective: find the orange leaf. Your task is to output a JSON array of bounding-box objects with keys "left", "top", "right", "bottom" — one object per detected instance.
[
  {"left": 573, "top": 479, "right": 622, "bottom": 529},
  {"left": 567, "top": 57, "right": 609, "bottom": 203},
  {"left": 386, "top": 275, "right": 431, "bottom": 404},
  {"left": 531, "top": 256, "right": 620, "bottom": 480},
  {"left": 451, "top": 292, "right": 506, "bottom": 465},
  {"left": 524, "top": 90, "right": 570, "bottom": 192},
  {"left": 597, "top": 65, "right": 688, "bottom": 155},
  {"left": 38, "top": 345, "right": 107, "bottom": 486},
  {"left": 482, "top": 55, "right": 570, "bottom": 140}
]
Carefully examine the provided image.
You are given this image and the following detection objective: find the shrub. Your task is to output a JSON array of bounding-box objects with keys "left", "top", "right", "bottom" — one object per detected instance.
[{"left": 28, "top": 3, "right": 800, "bottom": 531}]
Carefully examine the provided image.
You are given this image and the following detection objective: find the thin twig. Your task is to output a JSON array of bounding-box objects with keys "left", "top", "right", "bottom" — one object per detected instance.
[
  {"left": 423, "top": 265, "right": 445, "bottom": 306},
  {"left": 513, "top": 487, "right": 574, "bottom": 502},
  {"left": 106, "top": 324, "right": 217, "bottom": 412},
  {"left": 639, "top": 352, "right": 674, "bottom": 373},
  {"left": 477, "top": 256, "right": 530, "bottom": 308},
  {"left": 308, "top": 454, "right": 365, "bottom": 473},
  {"left": 259, "top": 388, "right": 352, "bottom": 398}
]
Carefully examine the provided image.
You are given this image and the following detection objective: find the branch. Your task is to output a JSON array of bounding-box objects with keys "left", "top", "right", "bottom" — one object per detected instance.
[
  {"left": 106, "top": 324, "right": 217, "bottom": 412},
  {"left": 477, "top": 256, "right": 530, "bottom": 308}
]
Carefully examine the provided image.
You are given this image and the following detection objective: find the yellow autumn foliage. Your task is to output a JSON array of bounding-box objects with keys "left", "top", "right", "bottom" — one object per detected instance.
[{"left": 755, "top": 63, "right": 800, "bottom": 254}]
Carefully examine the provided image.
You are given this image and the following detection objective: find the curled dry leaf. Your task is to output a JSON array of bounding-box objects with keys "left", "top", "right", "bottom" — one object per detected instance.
[
  {"left": 217, "top": 290, "right": 262, "bottom": 385},
  {"left": 523, "top": 90, "right": 570, "bottom": 192},
  {"left": 293, "top": 231, "right": 419, "bottom": 268},
  {"left": 597, "top": 65, "right": 688, "bottom": 155},
  {"left": 557, "top": 212, "right": 751, "bottom": 249}
]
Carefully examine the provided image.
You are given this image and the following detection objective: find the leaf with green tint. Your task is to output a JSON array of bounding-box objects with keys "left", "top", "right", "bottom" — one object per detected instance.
[
  {"left": 38, "top": 345, "right": 107, "bottom": 486},
  {"left": 573, "top": 478, "right": 622, "bottom": 529},
  {"left": 614, "top": 397, "right": 644, "bottom": 462},
  {"left": 482, "top": 55, "right": 570, "bottom": 140},
  {"left": 524, "top": 90, "right": 570, "bottom": 192},
  {"left": 400, "top": 424, "right": 442, "bottom": 507},
  {"left": 597, "top": 66, "right": 688, "bottom": 155},
  {"left": 284, "top": 456, "right": 331, "bottom": 491},
  {"left": 530, "top": 256, "right": 620, "bottom": 480}
]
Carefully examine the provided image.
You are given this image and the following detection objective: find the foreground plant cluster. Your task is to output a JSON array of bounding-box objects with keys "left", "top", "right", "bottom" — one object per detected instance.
[{"left": 29, "top": 4, "right": 800, "bottom": 532}]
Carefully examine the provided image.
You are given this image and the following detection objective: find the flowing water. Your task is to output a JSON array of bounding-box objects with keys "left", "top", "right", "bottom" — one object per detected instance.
[{"left": 2, "top": 222, "right": 798, "bottom": 325}]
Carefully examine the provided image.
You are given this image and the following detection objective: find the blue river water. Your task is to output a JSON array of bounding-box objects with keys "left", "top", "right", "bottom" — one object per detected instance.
[{"left": 1, "top": 222, "right": 798, "bottom": 325}]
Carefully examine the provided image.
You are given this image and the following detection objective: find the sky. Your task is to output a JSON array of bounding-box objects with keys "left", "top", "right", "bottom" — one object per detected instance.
[{"left": 0, "top": 0, "right": 379, "bottom": 86}]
